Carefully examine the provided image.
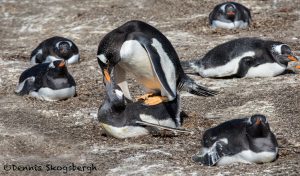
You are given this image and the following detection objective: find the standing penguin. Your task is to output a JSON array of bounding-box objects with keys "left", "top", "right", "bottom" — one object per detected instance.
[
  {"left": 192, "top": 114, "right": 278, "bottom": 166},
  {"left": 189, "top": 37, "right": 298, "bottom": 78},
  {"left": 30, "top": 36, "right": 80, "bottom": 64},
  {"left": 97, "top": 20, "right": 216, "bottom": 105},
  {"left": 15, "top": 60, "right": 76, "bottom": 101},
  {"left": 98, "top": 80, "right": 190, "bottom": 139},
  {"left": 209, "top": 2, "right": 251, "bottom": 29}
]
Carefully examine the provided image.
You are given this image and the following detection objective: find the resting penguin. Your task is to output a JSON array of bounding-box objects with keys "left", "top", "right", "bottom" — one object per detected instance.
[
  {"left": 15, "top": 60, "right": 76, "bottom": 101},
  {"left": 192, "top": 114, "right": 278, "bottom": 166},
  {"left": 98, "top": 80, "right": 190, "bottom": 139},
  {"left": 189, "top": 37, "right": 298, "bottom": 78},
  {"left": 209, "top": 2, "right": 251, "bottom": 29},
  {"left": 97, "top": 20, "right": 216, "bottom": 106},
  {"left": 30, "top": 36, "right": 80, "bottom": 64}
]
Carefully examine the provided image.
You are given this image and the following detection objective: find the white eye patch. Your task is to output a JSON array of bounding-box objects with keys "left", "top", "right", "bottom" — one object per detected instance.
[
  {"left": 55, "top": 41, "right": 72, "bottom": 49},
  {"left": 97, "top": 54, "right": 108, "bottom": 64},
  {"left": 272, "top": 44, "right": 286, "bottom": 54},
  {"left": 114, "top": 89, "right": 124, "bottom": 100}
]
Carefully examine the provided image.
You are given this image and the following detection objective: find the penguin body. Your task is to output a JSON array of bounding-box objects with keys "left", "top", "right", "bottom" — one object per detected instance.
[
  {"left": 15, "top": 60, "right": 76, "bottom": 101},
  {"left": 97, "top": 20, "right": 216, "bottom": 103},
  {"left": 30, "top": 36, "right": 80, "bottom": 64},
  {"left": 209, "top": 2, "right": 251, "bottom": 29},
  {"left": 192, "top": 114, "right": 278, "bottom": 166},
  {"left": 190, "top": 38, "right": 298, "bottom": 78},
  {"left": 98, "top": 81, "right": 187, "bottom": 139}
]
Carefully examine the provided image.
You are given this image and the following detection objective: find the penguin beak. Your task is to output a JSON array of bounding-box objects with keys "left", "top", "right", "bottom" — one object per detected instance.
[
  {"left": 288, "top": 55, "right": 298, "bottom": 62},
  {"left": 255, "top": 118, "right": 261, "bottom": 125},
  {"left": 103, "top": 68, "right": 111, "bottom": 83},
  {"left": 58, "top": 60, "right": 65, "bottom": 68},
  {"left": 227, "top": 11, "right": 235, "bottom": 16}
]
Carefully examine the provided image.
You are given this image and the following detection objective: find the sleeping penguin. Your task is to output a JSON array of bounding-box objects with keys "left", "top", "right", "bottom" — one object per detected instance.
[
  {"left": 98, "top": 80, "right": 190, "bottom": 139},
  {"left": 209, "top": 2, "right": 251, "bottom": 29},
  {"left": 189, "top": 37, "right": 299, "bottom": 78},
  {"left": 30, "top": 36, "right": 80, "bottom": 64},
  {"left": 192, "top": 114, "right": 278, "bottom": 166},
  {"left": 15, "top": 60, "right": 76, "bottom": 101},
  {"left": 97, "top": 20, "right": 216, "bottom": 106}
]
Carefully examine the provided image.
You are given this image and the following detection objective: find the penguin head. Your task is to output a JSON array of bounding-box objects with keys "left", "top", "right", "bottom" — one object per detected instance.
[
  {"left": 97, "top": 53, "right": 118, "bottom": 86},
  {"left": 271, "top": 44, "right": 298, "bottom": 64},
  {"left": 47, "top": 60, "right": 68, "bottom": 77},
  {"left": 246, "top": 114, "right": 270, "bottom": 138},
  {"left": 56, "top": 41, "right": 72, "bottom": 58},
  {"left": 105, "top": 80, "right": 127, "bottom": 111},
  {"left": 225, "top": 3, "right": 236, "bottom": 21}
]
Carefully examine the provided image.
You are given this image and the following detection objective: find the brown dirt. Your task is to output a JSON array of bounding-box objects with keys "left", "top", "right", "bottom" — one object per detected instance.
[{"left": 0, "top": 0, "right": 300, "bottom": 175}]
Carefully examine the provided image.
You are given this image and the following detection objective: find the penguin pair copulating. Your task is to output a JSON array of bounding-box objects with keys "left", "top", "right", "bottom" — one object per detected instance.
[
  {"left": 189, "top": 37, "right": 299, "bottom": 78},
  {"left": 30, "top": 36, "right": 80, "bottom": 65},
  {"left": 98, "top": 79, "right": 190, "bottom": 139},
  {"left": 209, "top": 2, "right": 251, "bottom": 29},
  {"left": 192, "top": 114, "right": 278, "bottom": 166},
  {"left": 97, "top": 20, "right": 217, "bottom": 106},
  {"left": 15, "top": 60, "right": 76, "bottom": 101}
]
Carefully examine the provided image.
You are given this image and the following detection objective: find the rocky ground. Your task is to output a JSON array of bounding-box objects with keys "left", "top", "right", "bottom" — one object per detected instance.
[{"left": 0, "top": 0, "right": 299, "bottom": 175}]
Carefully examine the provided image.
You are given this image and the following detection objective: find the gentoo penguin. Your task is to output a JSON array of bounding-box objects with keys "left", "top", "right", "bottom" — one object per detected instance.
[
  {"left": 98, "top": 80, "right": 190, "bottom": 139},
  {"left": 189, "top": 37, "right": 298, "bottom": 78},
  {"left": 209, "top": 2, "right": 251, "bottom": 29},
  {"left": 192, "top": 114, "right": 278, "bottom": 166},
  {"left": 97, "top": 20, "right": 216, "bottom": 105},
  {"left": 15, "top": 60, "right": 76, "bottom": 101},
  {"left": 30, "top": 36, "right": 80, "bottom": 64}
]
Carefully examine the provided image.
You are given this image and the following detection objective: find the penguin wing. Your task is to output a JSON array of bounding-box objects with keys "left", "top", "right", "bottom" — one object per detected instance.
[
  {"left": 15, "top": 77, "right": 36, "bottom": 95},
  {"left": 192, "top": 141, "right": 227, "bottom": 166},
  {"left": 134, "top": 35, "right": 177, "bottom": 100},
  {"left": 135, "top": 120, "right": 192, "bottom": 134}
]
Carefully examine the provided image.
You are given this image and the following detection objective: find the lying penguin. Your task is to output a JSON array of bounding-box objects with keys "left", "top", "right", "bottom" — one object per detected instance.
[
  {"left": 15, "top": 60, "right": 76, "bottom": 101},
  {"left": 98, "top": 80, "right": 190, "bottom": 139},
  {"left": 192, "top": 114, "right": 278, "bottom": 166},
  {"left": 30, "top": 36, "right": 80, "bottom": 64},
  {"left": 209, "top": 2, "right": 251, "bottom": 29},
  {"left": 189, "top": 37, "right": 299, "bottom": 78}
]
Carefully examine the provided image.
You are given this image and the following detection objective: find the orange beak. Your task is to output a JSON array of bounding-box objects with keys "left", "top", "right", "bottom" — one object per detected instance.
[
  {"left": 58, "top": 60, "right": 65, "bottom": 68},
  {"left": 103, "top": 69, "right": 111, "bottom": 82},
  {"left": 296, "top": 65, "right": 300, "bottom": 69},
  {"left": 255, "top": 118, "right": 261, "bottom": 125},
  {"left": 288, "top": 55, "right": 298, "bottom": 62}
]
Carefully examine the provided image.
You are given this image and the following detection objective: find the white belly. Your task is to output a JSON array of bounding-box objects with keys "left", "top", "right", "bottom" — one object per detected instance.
[
  {"left": 212, "top": 20, "right": 249, "bottom": 29},
  {"left": 100, "top": 123, "right": 149, "bottom": 139},
  {"left": 120, "top": 40, "right": 161, "bottom": 92},
  {"left": 245, "top": 63, "right": 286, "bottom": 77},
  {"left": 195, "top": 51, "right": 255, "bottom": 77},
  {"left": 217, "top": 148, "right": 278, "bottom": 165},
  {"left": 30, "top": 86, "right": 76, "bottom": 101}
]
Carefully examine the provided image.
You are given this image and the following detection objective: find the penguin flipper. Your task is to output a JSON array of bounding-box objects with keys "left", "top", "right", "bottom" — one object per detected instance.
[
  {"left": 192, "top": 141, "right": 225, "bottom": 166},
  {"left": 133, "top": 34, "right": 176, "bottom": 100},
  {"left": 15, "top": 77, "right": 36, "bottom": 95},
  {"left": 135, "top": 120, "right": 192, "bottom": 134}
]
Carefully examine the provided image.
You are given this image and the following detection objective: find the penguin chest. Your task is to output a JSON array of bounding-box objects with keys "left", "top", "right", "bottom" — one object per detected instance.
[{"left": 119, "top": 40, "right": 161, "bottom": 91}]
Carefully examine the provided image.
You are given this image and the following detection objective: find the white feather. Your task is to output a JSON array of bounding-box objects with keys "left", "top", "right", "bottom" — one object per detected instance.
[
  {"left": 30, "top": 49, "right": 42, "bottom": 64},
  {"left": 245, "top": 63, "right": 286, "bottom": 77},
  {"left": 67, "top": 54, "right": 79, "bottom": 64},
  {"left": 100, "top": 123, "right": 149, "bottom": 139},
  {"left": 211, "top": 20, "right": 249, "bottom": 29},
  {"left": 193, "top": 51, "right": 255, "bottom": 77},
  {"left": 15, "top": 76, "right": 35, "bottom": 93},
  {"left": 29, "top": 86, "right": 76, "bottom": 101},
  {"left": 97, "top": 54, "right": 107, "bottom": 64}
]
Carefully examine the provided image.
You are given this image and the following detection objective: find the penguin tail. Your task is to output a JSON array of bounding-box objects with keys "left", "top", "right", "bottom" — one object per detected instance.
[
  {"left": 178, "top": 75, "right": 217, "bottom": 97},
  {"left": 180, "top": 60, "right": 200, "bottom": 75}
]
